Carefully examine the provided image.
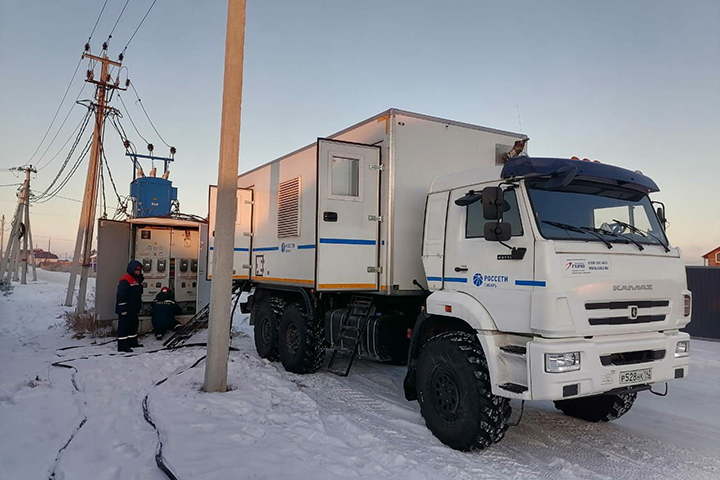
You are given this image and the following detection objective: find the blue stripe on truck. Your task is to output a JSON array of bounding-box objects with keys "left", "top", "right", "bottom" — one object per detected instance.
[
  {"left": 515, "top": 280, "right": 546, "bottom": 287},
  {"left": 319, "top": 238, "right": 376, "bottom": 245}
]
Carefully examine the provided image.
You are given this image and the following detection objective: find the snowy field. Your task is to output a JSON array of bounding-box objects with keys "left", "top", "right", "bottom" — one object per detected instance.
[{"left": 1, "top": 270, "right": 719, "bottom": 480}]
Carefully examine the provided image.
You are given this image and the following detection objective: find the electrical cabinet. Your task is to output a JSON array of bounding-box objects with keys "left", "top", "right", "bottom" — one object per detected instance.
[{"left": 135, "top": 227, "right": 172, "bottom": 302}]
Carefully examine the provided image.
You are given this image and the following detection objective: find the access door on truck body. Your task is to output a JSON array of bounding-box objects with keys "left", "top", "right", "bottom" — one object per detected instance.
[
  {"left": 444, "top": 183, "right": 536, "bottom": 332},
  {"left": 207, "top": 186, "right": 253, "bottom": 280},
  {"left": 316, "top": 139, "right": 381, "bottom": 291}
]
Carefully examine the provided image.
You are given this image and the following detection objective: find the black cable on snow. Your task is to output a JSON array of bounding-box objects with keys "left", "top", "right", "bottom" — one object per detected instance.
[
  {"left": 48, "top": 361, "right": 88, "bottom": 479},
  {"left": 143, "top": 353, "right": 208, "bottom": 480},
  {"left": 48, "top": 417, "right": 88, "bottom": 480}
]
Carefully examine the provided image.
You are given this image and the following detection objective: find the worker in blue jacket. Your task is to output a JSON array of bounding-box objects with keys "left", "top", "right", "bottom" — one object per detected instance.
[
  {"left": 151, "top": 287, "right": 183, "bottom": 340},
  {"left": 116, "top": 260, "right": 144, "bottom": 352}
]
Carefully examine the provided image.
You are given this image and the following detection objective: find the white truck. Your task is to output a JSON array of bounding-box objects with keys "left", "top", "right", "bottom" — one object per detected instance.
[{"left": 212, "top": 109, "right": 691, "bottom": 451}]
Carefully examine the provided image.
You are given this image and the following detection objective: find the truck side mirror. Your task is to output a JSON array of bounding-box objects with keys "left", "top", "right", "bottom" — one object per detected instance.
[
  {"left": 484, "top": 222, "right": 512, "bottom": 242},
  {"left": 656, "top": 206, "right": 666, "bottom": 229},
  {"left": 482, "top": 187, "right": 504, "bottom": 220}
]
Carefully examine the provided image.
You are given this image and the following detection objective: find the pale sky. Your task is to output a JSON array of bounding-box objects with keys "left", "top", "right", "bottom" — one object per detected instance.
[{"left": 1, "top": 0, "right": 718, "bottom": 263}]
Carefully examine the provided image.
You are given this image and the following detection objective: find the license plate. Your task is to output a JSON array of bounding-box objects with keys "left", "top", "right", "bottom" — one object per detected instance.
[{"left": 620, "top": 368, "right": 652, "bottom": 385}]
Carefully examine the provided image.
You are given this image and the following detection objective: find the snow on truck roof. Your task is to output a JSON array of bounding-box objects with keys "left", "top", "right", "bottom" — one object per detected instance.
[{"left": 430, "top": 157, "right": 659, "bottom": 194}]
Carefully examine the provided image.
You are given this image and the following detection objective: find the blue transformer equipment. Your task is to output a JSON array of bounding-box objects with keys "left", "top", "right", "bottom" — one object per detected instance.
[{"left": 130, "top": 176, "right": 178, "bottom": 218}]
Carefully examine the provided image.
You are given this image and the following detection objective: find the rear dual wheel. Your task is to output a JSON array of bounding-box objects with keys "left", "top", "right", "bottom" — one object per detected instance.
[
  {"left": 278, "top": 303, "right": 325, "bottom": 374},
  {"left": 253, "top": 299, "right": 284, "bottom": 361}
]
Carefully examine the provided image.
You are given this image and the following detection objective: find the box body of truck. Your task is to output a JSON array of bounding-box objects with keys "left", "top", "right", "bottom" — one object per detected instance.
[{"left": 214, "top": 109, "right": 526, "bottom": 292}]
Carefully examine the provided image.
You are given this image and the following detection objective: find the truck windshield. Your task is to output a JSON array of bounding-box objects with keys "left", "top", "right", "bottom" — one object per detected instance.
[{"left": 526, "top": 178, "right": 669, "bottom": 248}]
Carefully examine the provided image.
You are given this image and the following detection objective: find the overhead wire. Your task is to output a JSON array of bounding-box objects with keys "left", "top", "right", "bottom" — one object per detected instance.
[
  {"left": 87, "top": 0, "right": 111, "bottom": 45},
  {"left": 120, "top": 0, "right": 159, "bottom": 58},
  {"left": 32, "top": 105, "right": 95, "bottom": 202},
  {"left": 117, "top": 93, "right": 151, "bottom": 145},
  {"left": 36, "top": 98, "right": 92, "bottom": 172},
  {"left": 128, "top": 81, "right": 172, "bottom": 148},
  {"left": 25, "top": 0, "right": 111, "bottom": 167},
  {"left": 106, "top": 0, "right": 131, "bottom": 46},
  {"left": 24, "top": 58, "right": 84, "bottom": 166}
]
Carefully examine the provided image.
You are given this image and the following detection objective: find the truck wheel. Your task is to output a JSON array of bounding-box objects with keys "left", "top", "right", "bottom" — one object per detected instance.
[
  {"left": 278, "top": 303, "right": 325, "bottom": 374},
  {"left": 253, "top": 298, "right": 284, "bottom": 361},
  {"left": 416, "top": 331, "right": 511, "bottom": 451},
  {"left": 553, "top": 392, "right": 637, "bottom": 422}
]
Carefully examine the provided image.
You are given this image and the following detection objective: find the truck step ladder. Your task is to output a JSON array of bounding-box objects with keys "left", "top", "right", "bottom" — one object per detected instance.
[
  {"left": 326, "top": 295, "right": 375, "bottom": 377},
  {"left": 164, "top": 281, "right": 246, "bottom": 350}
]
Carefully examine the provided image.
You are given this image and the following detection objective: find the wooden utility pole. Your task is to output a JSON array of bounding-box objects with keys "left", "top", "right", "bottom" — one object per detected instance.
[
  {"left": 65, "top": 52, "right": 123, "bottom": 311},
  {"left": 0, "top": 166, "right": 36, "bottom": 284},
  {"left": 204, "top": 0, "right": 247, "bottom": 393}
]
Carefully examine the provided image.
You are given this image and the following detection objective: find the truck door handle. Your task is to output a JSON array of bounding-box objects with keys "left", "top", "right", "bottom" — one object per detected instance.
[
  {"left": 323, "top": 211, "right": 338, "bottom": 222},
  {"left": 454, "top": 266, "right": 468, "bottom": 272}
]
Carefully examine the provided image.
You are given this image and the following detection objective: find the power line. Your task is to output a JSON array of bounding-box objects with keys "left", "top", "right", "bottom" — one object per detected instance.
[
  {"left": 24, "top": 58, "right": 84, "bottom": 166},
  {"left": 128, "top": 81, "right": 172, "bottom": 148},
  {"left": 0, "top": 183, "right": 23, "bottom": 188},
  {"left": 33, "top": 105, "right": 95, "bottom": 202},
  {"left": 87, "top": 0, "right": 111, "bottom": 44},
  {"left": 120, "top": 0, "right": 159, "bottom": 59},
  {"left": 36, "top": 95, "right": 90, "bottom": 171},
  {"left": 107, "top": 0, "right": 131, "bottom": 45},
  {"left": 117, "top": 93, "right": 151, "bottom": 145}
]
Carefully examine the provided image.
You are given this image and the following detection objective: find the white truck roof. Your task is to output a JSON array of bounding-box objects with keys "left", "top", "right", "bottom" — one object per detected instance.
[{"left": 430, "top": 166, "right": 504, "bottom": 194}]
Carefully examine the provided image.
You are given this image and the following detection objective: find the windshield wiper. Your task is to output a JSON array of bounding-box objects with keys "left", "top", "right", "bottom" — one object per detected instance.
[
  {"left": 542, "top": 220, "right": 613, "bottom": 249},
  {"left": 611, "top": 219, "right": 671, "bottom": 252},
  {"left": 586, "top": 226, "right": 645, "bottom": 251}
]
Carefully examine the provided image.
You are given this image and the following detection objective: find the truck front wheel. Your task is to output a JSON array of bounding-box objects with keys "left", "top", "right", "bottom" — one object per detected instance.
[
  {"left": 553, "top": 392, "right": 637, "bottom": 422},
  {"left": 416, "top": 331, "right": 511, "bottom": 451}
]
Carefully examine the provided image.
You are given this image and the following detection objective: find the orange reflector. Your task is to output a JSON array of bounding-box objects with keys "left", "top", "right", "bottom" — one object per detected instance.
[
  {"left": 445, "top": 305, "right": 452, "bottom": 313},
  {"left": 570, "top": 156, "right": 580, "bottom": 160}
]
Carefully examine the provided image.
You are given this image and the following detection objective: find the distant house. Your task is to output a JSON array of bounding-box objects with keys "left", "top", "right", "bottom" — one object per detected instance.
[
  {"left": 33, "top": 249, "right": 59, "bottom": 263},
  {"left": 702, "top": 246, "right": 720, "bottom": 267}
]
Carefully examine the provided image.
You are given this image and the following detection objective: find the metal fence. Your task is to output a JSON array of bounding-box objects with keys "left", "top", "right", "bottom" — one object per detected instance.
[{"left": 684, "top": 266, "right": 720, "bottom": 340}]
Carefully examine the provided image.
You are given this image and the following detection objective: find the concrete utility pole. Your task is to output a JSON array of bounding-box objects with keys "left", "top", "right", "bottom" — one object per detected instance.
[
  {"left": 0, "top": 215, "right": 4, "bottom": 263},
  {"left": 65, "top": 51, "right": 123, "bottom": 311},
  {"left": 204, "top": 0, "right": 247, "bottom": 393},
  {"left": 0, "top": 166, "right": 37, "bottom": 284}
]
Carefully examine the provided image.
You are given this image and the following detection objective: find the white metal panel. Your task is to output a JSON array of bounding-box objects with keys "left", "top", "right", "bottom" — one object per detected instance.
[
  {"left": 172, "top": 229, "right": 200, "bottom": 302},
  {"left": 239, "top": 146, "right": 317, "bottom": 287},
  {"left": 443, "top": 182, "right": 535, "bottom": 333},
  {"left": 390, "top": 112, "right": 527, "bottom": 292},
  {"left": 422, "top": 192, "right": 449, "bottom": 290},
  {"left": 208, "top": 186, "right": 253, "bottom": 280},
  {"left": 135, "top": 227, "right": 172, "bottom": 302},
  {"left": 95, "top": 219, "right": 131, "bottom": 322},
  {"left": 316, "top": 139, "right": 380, "bottom": 291}
]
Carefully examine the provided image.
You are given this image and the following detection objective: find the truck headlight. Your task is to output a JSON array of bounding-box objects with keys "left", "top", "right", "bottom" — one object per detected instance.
[
  {"left": 545, "top": 352, "right": 581, "bottom": 373},
  {"left": 683, "top": 295, "right": 691, "bottom": 316},
  {"left": 675, "top": 341, "right": 689, "bottom": 358}
]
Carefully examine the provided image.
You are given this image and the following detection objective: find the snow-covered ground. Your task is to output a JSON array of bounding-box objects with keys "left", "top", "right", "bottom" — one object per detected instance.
[{"left": 1, "top": 270, "right": 719, "bottom": 480}]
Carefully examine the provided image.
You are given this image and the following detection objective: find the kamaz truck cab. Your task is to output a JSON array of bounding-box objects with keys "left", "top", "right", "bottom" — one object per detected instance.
[{"left": 406, "top": 157, "right": 691, "bottom": 450}]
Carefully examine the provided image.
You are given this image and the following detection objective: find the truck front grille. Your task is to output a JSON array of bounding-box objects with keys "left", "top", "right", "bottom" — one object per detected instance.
[
  {"left": 589, "top": 314, "right": 666, "bottom": 326},
  {"left": 585, "top": 300, "right": 669, "bottom": 310},
  {"left": 585, "top": 299, "right": 669, "bottom": 326}
]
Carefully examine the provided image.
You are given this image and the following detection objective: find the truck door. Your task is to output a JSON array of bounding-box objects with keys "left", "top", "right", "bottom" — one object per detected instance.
[
  {"left": 444, "top": 185, "right": 535, "bottom": 330},
  {"left": 316, "top": 139, "right": 381, "bottom": 291},
  {"left": 208, "top": 186, "right": 253, "bottom": 280}
]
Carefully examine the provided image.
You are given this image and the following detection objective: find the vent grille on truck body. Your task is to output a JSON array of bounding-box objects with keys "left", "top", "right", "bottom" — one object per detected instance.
[{"left": 277, "top": 177, "right": 301, "bottom": 238}]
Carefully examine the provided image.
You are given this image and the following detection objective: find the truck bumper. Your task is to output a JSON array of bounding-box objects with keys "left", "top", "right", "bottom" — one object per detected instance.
[{"left": 526, "top": 331, "right": 690, "bottom": 401}]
